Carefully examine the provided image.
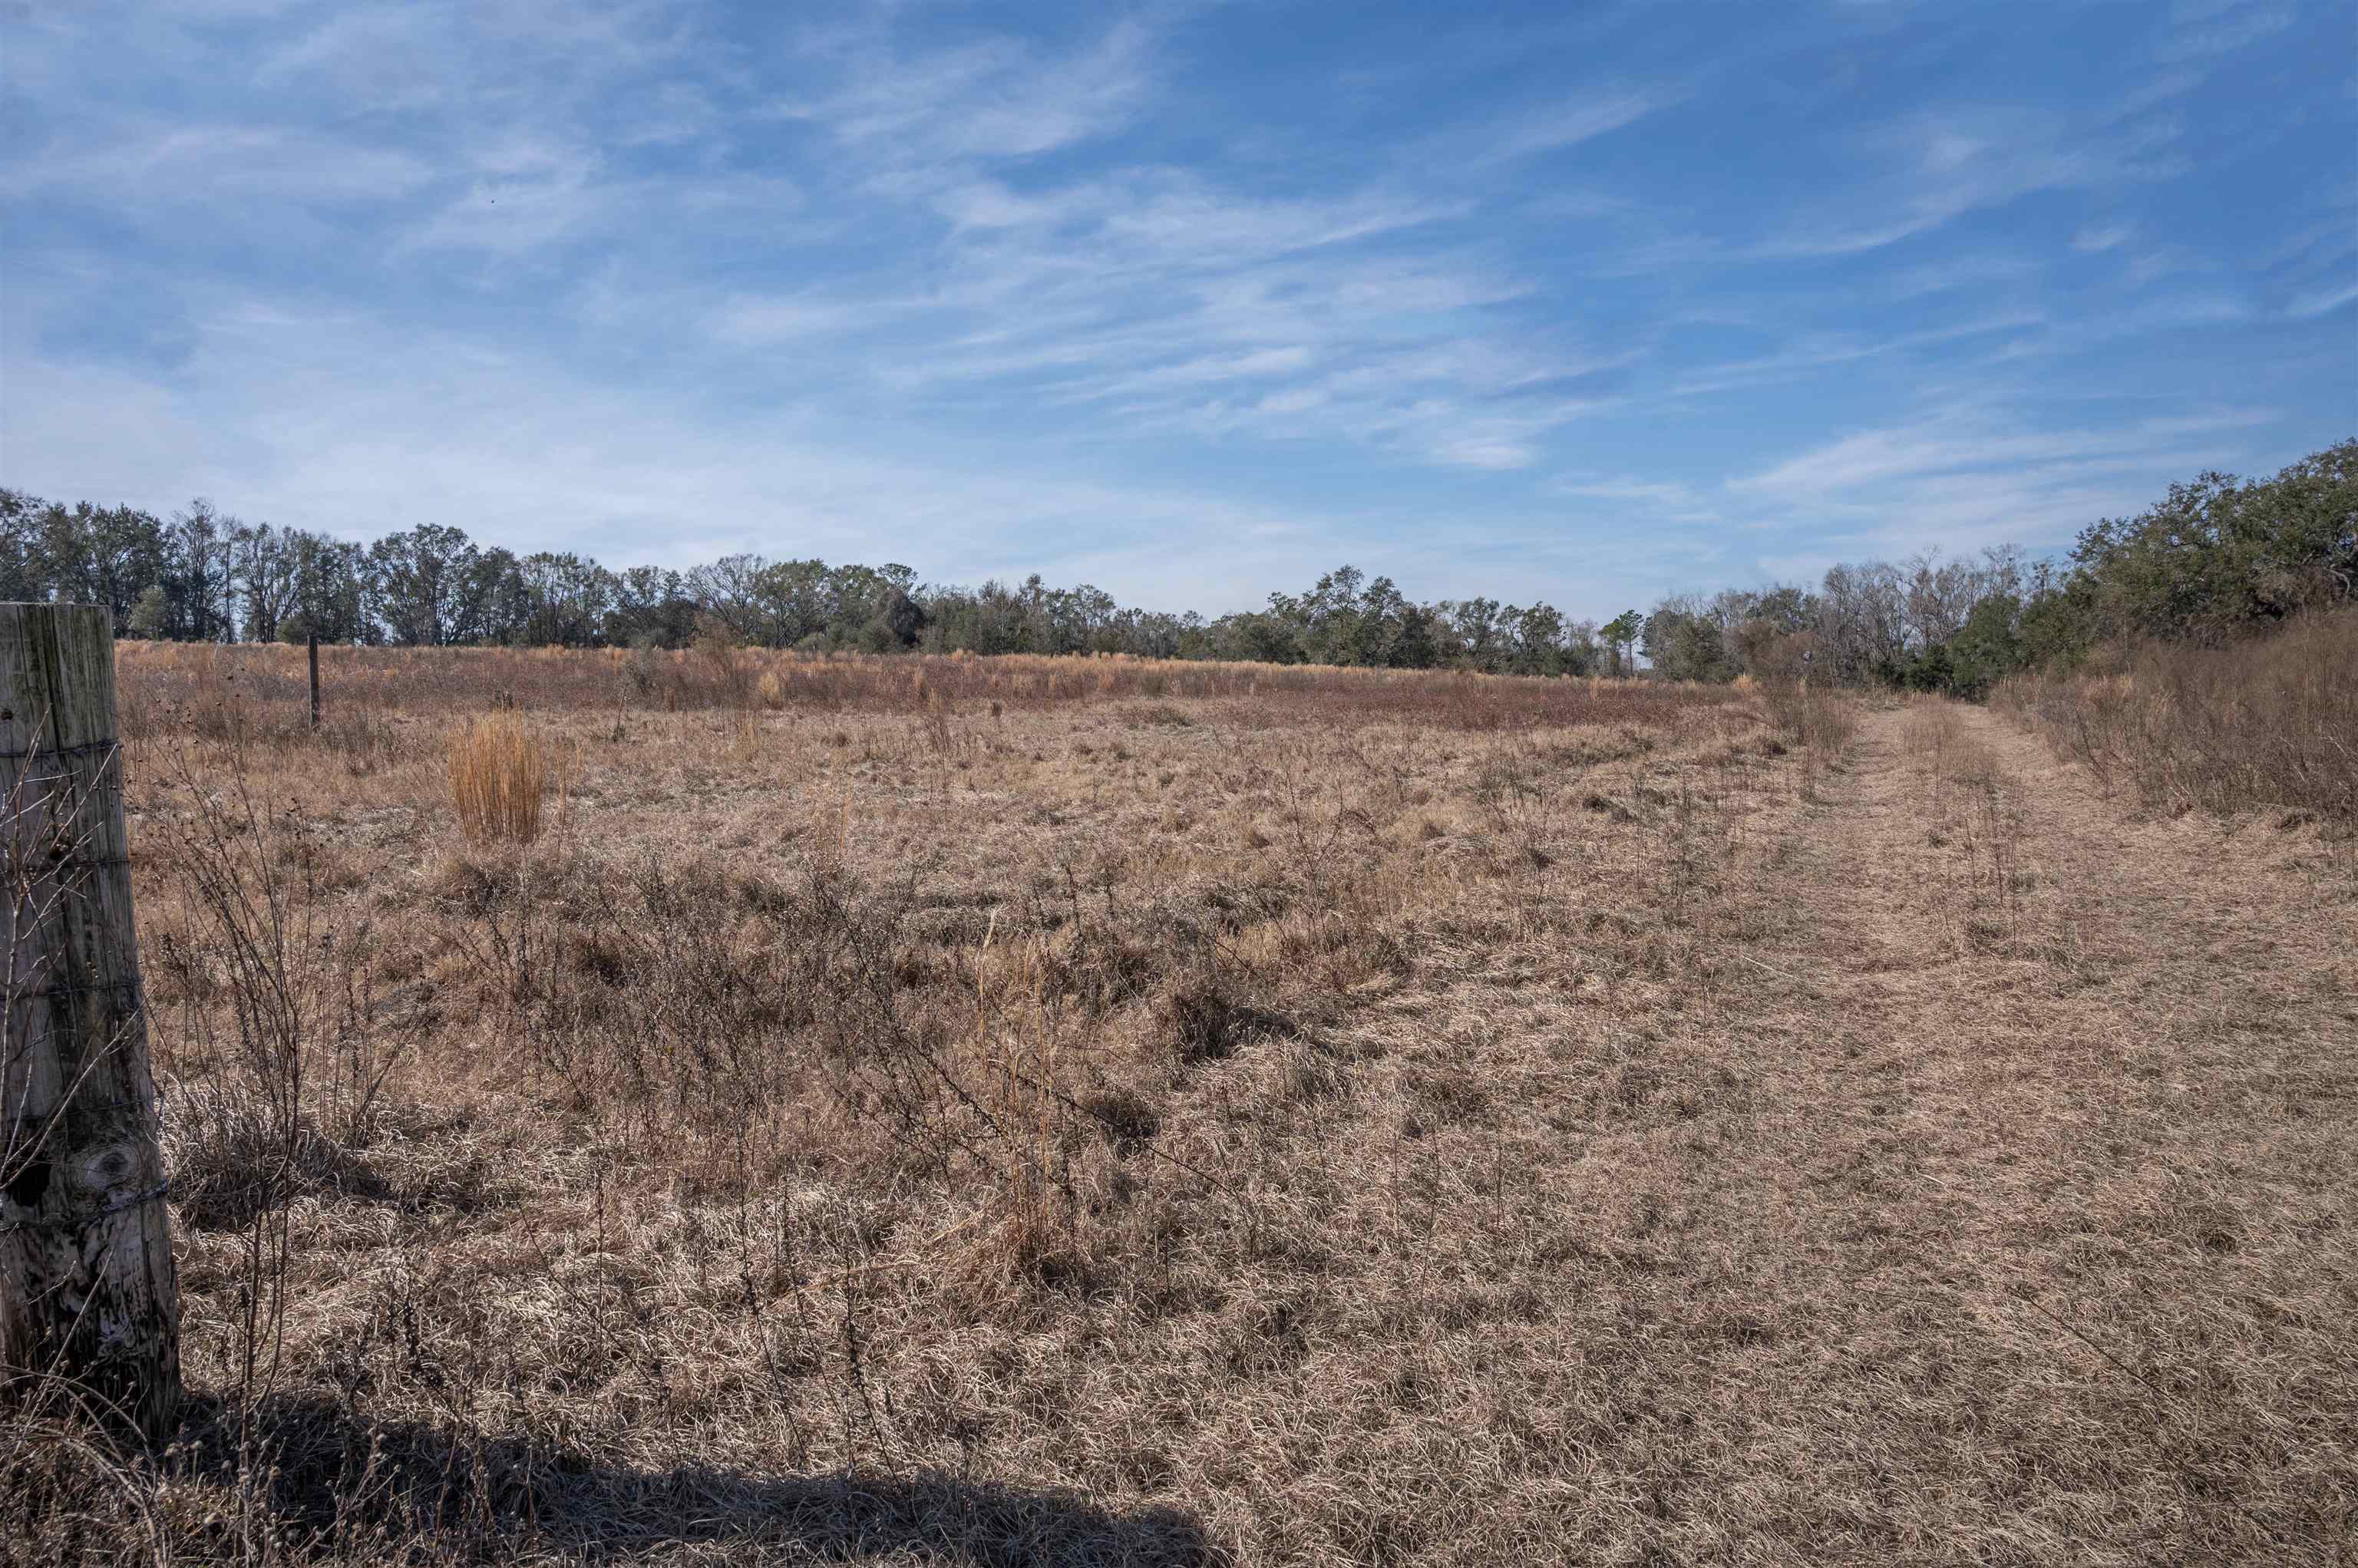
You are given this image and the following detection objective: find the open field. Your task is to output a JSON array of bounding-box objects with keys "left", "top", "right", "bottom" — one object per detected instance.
[{"left": 7, "top": 645, "right": 2355, "bottom": 1565}]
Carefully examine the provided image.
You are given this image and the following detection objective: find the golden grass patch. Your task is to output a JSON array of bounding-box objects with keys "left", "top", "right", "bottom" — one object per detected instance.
[{"left": 447, "top": 713, "right": 555, "bottom": 843}]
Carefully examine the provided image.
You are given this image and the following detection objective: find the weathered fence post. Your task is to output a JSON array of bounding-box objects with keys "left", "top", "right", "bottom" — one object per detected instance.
[
  {"left": 0, "top": 603, "right": 179, "bottom": 1441},
  {"left": 309, "top": 628, "right": 322, "bottom": 731}
]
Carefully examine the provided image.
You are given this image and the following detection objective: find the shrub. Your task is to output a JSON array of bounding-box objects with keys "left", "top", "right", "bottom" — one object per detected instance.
[
  {"left": 1994, "top": 609, "right": 2358, "bottom": 820},
  {"left": 1759, "top": 678, "right": 1856, "bottom": 754}
]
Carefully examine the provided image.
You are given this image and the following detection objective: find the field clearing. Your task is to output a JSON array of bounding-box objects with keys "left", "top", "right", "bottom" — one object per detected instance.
[{"left": 8, "top": 645, "right": 2355, "bottom": 1565}]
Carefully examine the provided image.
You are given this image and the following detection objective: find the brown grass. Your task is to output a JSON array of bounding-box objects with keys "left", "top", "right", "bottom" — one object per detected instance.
[
  {"left": 1993, "top": 610, "right": 2358, "bottom": 823},
  {"left": 115, "top": 641, "right": 1730, "bottom": 732},
  {"left": 1903, "top": 699, "right": 2036, "bottom": 961},
  {"left": 8, "top": 645, "right": 2353, "bottom": 1565}
]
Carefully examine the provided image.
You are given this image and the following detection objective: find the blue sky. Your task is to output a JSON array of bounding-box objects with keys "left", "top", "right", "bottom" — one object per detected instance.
[{"left": 3, "top": 0, "right": 2353, "bottom": 622}]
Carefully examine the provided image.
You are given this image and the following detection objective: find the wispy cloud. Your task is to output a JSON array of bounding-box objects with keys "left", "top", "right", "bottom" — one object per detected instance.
[
  {"left": 2155, "top": 2, "right": 2294, "bottom": 62},
  {"left": 1, "top": 302, "right": 1351, "bottom": 609},
  {"left": 703, "top": 292, "right": 900, "bottom": 345},
  {"left": 1756, "top": 105, "right": 2188, "bottom": 259},
  {"left": 2, "top": 123, "right": 436, "bottom": 206},
  {"left": 1552, "top": 476, "right": 1721, "bottom": 523},
  {"left": 778, "top": 18, "right": 1157, "bottom": 163},
  {"left": 2, "top": 0, "right": 2348, "bottom": 619},
  {"left": 2286, "top": 278, "right": 2358, "bottom": 318},
  {"left": 408, "top": 144, "right": 608, "bottom": 254},
  {"left": 1491, "top": 85, "right": 1689, "bottom": 159},
  {"left": 1666, "top": 312, "right": 2042, "bottom": 398},
  {"left": 1718, "top": 404, "right": 2292, "bottom": 570},
  {"left": 1881, "top": 253, "right": 2043, "bottom": 298},
  {"left": 1732, "top": 407, "right": 2268, "bottom": 499},
  {"left": 1726, "top": 404, "right": 2280, "bottom": 564}
]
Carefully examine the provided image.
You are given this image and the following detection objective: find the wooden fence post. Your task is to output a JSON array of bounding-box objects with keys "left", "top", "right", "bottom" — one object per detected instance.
[
  {"left": 309, "top": 628, "right": 322, "bottom": 731},
  {"left": 0, "top": 603, "right": 179, "bottom": 1441}
]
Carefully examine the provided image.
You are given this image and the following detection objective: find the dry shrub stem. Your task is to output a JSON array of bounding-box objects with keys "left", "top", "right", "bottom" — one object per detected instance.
[{"left": 1995, "top": 610, "right": 2358, "bottom": 822}]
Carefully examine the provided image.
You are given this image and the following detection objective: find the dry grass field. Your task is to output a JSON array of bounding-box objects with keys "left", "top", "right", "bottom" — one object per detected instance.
[{"left": 6, "top": 642, "right": 2354, "bottom": 1566}]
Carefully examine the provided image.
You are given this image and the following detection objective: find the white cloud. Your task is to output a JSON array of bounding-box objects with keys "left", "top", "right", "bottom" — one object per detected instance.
[
  {"left": 410, "top": 157, "right": 608, "bottom": 254},
  {"left": 1096, "top": 179, "right": 1458, "bottom": 262},
  {"left": 1493, "top": 87, "right": 1688, "bottom": 158},
  {"left": 1882, "top": 253, "right": 2043, "bottom": 297},
  {"left": 2286, "top": 278, "right": 2358, "bottom": 318},
  {"left": 780, "top": 19, "right": 1155, "bottom": 164},
  {"left": 2115, "top": 68, "right": 2208, "bottom": 117},
  {"left": 704, "top": 293, "right": 903, "bottom": 345},
  {"left": 1666, "top": 311, "right": 2042, "bottom": 398},
  {"left": 258, "top": 7, "right": 455, "bottom": 111},
  {"left": 1427, "top": 434, "right": 1537, "bottom": 471},
  {"left": 2155, "top": 4, "right": 2294, "bottom": 62},
  {"left": 1757, "top": 108, "right": 2183, "bottom": 259},
  {"left": 1077, "top": 346, "right": 1319, "bottom": 397},
  {"left": 1726, "top": 406, "right": 2280, "bottom": 564},
  {"left": 933, "top": 180, "right": 1062, "bottom": 231},
  {"left": 653, "top": 158, "right": 1563, "bottom": 468},
  {"left": 2, "top": 124, "right": 438, "bottom": 206},
  {"left": 1552, "top": 476, "right": 1721, "bottom": 523}
]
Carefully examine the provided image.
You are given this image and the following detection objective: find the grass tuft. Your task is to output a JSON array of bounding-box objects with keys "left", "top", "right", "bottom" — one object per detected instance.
[{"left": 447, "top": 713, "right": 554, "bottom": 843}]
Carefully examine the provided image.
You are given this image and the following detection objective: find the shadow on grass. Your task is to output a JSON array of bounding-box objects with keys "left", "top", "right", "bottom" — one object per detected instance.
[{"left": 12, "top": 1390, "right": 1217, "bottom": 1566}]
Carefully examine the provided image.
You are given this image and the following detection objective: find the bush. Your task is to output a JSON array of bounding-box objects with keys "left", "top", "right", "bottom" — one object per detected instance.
[
  {"left": 2070, "top": 440, "right": 2356, "bottom": 644},
  {"left": 1759, "top": 678, "right": 1856, "bottom": 754}
]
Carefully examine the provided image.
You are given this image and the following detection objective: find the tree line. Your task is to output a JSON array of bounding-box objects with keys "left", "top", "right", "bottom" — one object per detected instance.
[
  {"left": 1638, "top": 438, "right": 2352, "bottom": 697},
  {"left": 3, "top": 438, "right": 2346, "bottom": 691},
  {"left": 0, "top": 493, "right": 1623, "bottom": 673}
]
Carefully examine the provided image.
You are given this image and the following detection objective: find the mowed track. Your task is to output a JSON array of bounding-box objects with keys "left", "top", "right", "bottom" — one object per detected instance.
[
  {"left": 1157, "top": 697, "right": 2356, "bottom": 1564},
  {"left": 1620, "top": 701, "right": 2358, "bottom": 1562}
]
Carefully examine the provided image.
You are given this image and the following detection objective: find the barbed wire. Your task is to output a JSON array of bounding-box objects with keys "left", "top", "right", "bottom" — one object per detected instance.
[
  {"left": 5, "top": 1091, "right": 160, "bottom": 1131},
  {"left": 0, "top": 1178, "right": 171, "bottom": 1238}
]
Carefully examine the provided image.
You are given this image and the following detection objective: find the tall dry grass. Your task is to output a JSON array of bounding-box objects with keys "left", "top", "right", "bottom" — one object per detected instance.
[
  {"left": 1758, "top": 677, "right": 1858, "bottom": 800},
  {"left": 1757, "top": 677, "right": 1857, "bottom": 753},
  {"left": 1994, "top": 610, "right": 2358, "bottom": 821},
  {"left": 1903, "top": 700, "right": 2036, "bottom": 959},
  {"left": 447, "top": 715, "right": 556, "bottom": 843}
]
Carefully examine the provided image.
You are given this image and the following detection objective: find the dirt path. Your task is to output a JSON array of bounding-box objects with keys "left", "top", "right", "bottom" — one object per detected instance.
[{"left": 1683, "top": 699, "right": 2358, "bottom": 1561}]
